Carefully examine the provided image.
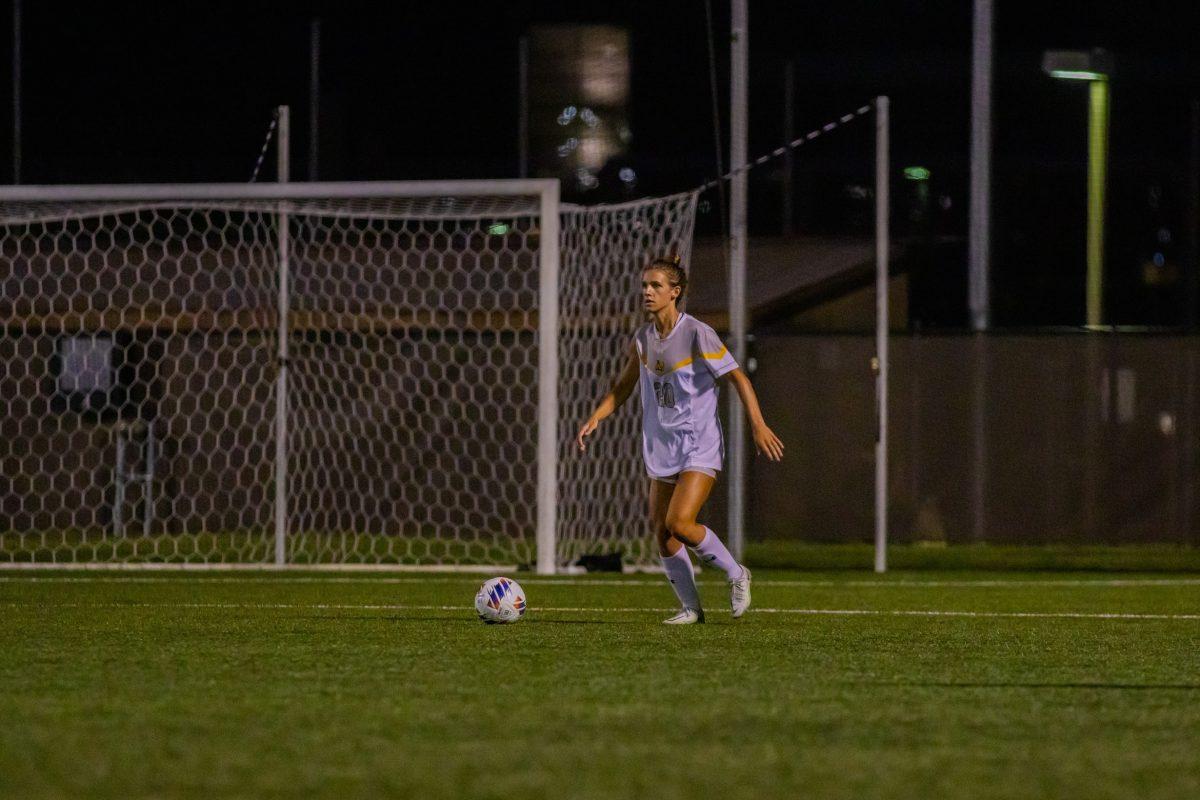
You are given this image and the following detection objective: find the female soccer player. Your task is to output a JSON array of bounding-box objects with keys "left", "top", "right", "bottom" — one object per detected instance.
[{"left": 576, "top": 255, "right": 784, "bottom": 624}]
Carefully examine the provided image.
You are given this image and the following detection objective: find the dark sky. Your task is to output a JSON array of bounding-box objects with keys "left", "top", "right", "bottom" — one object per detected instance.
[{"left": 3, "top": 1, "right": 1199, "bottom": 326}]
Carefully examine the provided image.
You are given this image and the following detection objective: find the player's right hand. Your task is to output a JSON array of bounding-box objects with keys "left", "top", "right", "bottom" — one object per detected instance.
[{"left": 576, "top": 418, "right": 598, "bottom": 451}]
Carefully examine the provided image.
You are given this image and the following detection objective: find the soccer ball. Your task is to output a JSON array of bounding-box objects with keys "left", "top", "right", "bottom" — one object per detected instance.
[{"left": 475, "top": 576, "right": 527, "bottom": 624}]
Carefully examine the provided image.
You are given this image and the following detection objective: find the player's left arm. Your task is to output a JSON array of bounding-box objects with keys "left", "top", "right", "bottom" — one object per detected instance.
[{"left": 720, "top": 368, "right": 784, "bottom": 462}]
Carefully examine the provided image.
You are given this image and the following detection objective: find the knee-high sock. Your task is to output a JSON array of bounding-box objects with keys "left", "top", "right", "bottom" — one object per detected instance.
[
  {"left": 691, "top": 527, "right": 741, "bottom": 580},
  {"left": 660, "top": 546, "right": 702, "bottom": 610}
]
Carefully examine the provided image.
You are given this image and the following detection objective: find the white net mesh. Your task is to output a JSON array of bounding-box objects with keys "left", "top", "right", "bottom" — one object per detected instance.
[
  {"left": 0, "top": 187, "right": 698, "bottom": 568},
  {"left": 557, "top": 193, "right": 698, "bottom": 567}
]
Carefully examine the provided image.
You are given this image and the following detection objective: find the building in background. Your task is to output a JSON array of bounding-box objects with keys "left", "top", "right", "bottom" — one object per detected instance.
[{"left": 527, "top": 25, "right": 634, "bottom": 200}]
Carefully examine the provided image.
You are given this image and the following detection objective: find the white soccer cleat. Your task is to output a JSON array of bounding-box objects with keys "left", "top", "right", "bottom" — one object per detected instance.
[
  {"left": 663, "top": 607, "right": 705, "bottom": 625},
  {"left": 730, "top": 566, "right": 752, "bottom": 618}
]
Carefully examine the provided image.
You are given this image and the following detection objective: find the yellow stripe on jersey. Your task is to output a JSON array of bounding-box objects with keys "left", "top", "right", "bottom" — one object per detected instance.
[{"left": 665, "top": 346, "right": 729, "bottom": 374}]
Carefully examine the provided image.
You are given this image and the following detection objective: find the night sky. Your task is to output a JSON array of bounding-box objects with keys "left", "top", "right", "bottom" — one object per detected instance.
[{"left": 3, "top": 1, "right": 1199, "bottom": 327}]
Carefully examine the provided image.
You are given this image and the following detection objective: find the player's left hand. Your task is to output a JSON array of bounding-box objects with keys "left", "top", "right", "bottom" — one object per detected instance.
[{"left": 752, "top": 424, "right": 784, "bottom": 461}]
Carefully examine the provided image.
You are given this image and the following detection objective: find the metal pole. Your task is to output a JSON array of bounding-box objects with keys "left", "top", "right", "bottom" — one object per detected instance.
[
  {"left": 967, "top": 0, "right": 993, "bottom": 546},
  {"left": 968, "top": 0, "right": 992, "bottom": 331},
  {"left": 274, "top": 105, "right": 290, "bottom": 566},
  {"left": 12, "top": 0, "right": 21, "bottom": 184},
  {"left": 308, "top": 18, "right": 320, "bottom": 182},
  {"left": 971, "top": 333, "right": 988, "bottom": 541},
  {"left": 969, "top": 1, "right": 994, "bottom": 540},
  {"left": 535, "top": 180, "right": 561, "bottom": 574},
  {"left": 874, "top": 96, "right": 890, "bottom": 573},
  {"left": 518, "top": 36, "right": 529, "bottom": 179},
  {"left": 1086, "top": 79, "right": 1109, "bottom": 327},
  {"left": 782, "top": 58, "right": 794, "bottom": 236},
  {"left": 1186, "top": 98, "right": 1199, "bottom": 329},
  {"left": 727, "top": 0, "right": 749, "bottom": 560}
]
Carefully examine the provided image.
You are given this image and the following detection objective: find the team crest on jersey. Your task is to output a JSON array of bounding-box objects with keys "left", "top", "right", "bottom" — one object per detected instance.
[{"left": 654, "top": 360, "right": 665, "bottom": 375}]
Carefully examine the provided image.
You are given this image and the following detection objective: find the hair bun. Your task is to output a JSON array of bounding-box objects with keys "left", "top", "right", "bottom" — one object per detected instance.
[{"left": 671, "top": 254, "right": 682, "bottom": 266}]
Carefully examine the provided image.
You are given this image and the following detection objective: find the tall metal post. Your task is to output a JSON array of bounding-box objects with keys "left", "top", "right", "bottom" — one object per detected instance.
[
  {"left": 874, "top": 96, "right": 890, "bottom": 573},
  {"left": 1087, "top": 79, "right": 1109, "bottom": 326},
  {"left": 727, "top": 0, "right": 749, "bottom": 559},
  {"left": 969, "top": 0, "right": 992, "bottom": 330},
  {"left": 782, "top": 58, "right": 794, "bottom": 236},
  {"left": 518, "top": 36, "right": 529, "bottom": 179},
  {"left": 969, "top": 0, "right": 994, "bottom": 547},
  {"left": 1188, "top": 98, "right": 1199, "bottom": 329},
  {"left": 274, "top": 106, "right": 290, "bottom": 566},
  {"left": 12, "top": 0, "right": 21, "bottom": 184},
  {"left": 535, "top": 181, "right": 561, "bottom": 574},
  {"left": 308, "top": 18, "right": 320, "bottom": 181}
]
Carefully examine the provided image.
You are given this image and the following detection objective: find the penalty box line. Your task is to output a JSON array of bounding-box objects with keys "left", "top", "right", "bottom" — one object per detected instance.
[{"left": 4, "top": 601, "right": 1199, "bottom": 621}]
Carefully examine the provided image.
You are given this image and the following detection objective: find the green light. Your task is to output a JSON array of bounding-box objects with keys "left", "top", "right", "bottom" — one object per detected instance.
[
  {"left": 487, "top": 222, "right": 510, "bottom": 236},
  {"left": 903, "top": 166, "right": 930, "bottom": 181},
  {"left": 1049, "top": 70, "right": 1107, "bottom": 81}
]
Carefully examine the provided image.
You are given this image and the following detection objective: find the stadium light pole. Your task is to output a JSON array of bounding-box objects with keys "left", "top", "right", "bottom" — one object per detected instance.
[
  {"left": 874, "top": 96, "right": 890, "bottom": 574},
  {"left": 308, "top": 18, "right": 320, "bottom": 181},
  {"left": 969, "top": 0, "right": 992, "bottom": 330},
  {"left": 1043, "top": 49, "right": 1112, "bottom": 327},
  {"left": 727, "top": 0, "right": 748, "bottom": 561},
  {"left": 12, "top": 0, "right": 21, "bottom": 184},
  {"left": 518, "top": 35, "right": 529, "bottom": 179}
]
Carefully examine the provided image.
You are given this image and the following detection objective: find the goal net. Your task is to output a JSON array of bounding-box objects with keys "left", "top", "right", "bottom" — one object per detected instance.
[{"left": 0, "top": 181, "right": 697, "bottom": 571}]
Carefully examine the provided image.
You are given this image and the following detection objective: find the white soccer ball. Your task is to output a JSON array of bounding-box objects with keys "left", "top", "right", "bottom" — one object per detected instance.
[{"left": 475, "top": 576, "right": 527, "bottom": 624}]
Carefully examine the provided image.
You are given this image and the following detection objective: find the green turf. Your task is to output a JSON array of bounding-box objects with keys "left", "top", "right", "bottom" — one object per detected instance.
[
  {"left": 1, "top": 570, "right": 1198, "bottom": 799},
  {"left": 746, "top": 542, "right": 1200, "bottom": 572},
  {"left": 5, "top": 530, "right": 1199, "bottom": 573}
]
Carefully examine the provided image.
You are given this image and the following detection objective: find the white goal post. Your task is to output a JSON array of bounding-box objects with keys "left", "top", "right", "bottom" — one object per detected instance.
[{"left": 0, "top": 180, "right": 698, "bottom": 572}]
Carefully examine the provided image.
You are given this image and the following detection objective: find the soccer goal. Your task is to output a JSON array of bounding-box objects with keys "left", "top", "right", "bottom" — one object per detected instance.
[{"left": 0, "top": 180, "right": 697, "bottom": 572}]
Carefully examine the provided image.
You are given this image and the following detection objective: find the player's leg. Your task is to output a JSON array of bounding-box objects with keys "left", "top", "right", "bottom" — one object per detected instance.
[
  {"left": 651, "top": 477, "right": 704, "bottom": 624},
  {"left": 665, "top": 470, "right": 752, "bottom": 618}
]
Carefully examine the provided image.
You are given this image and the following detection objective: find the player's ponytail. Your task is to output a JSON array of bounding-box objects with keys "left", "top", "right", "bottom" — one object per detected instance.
[{"left": 647, "top": 254, "right": 688, "bottom": 307}]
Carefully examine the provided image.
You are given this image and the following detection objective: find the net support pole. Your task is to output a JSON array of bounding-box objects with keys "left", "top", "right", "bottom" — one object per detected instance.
[
  {"left": 727, "top": 0, "right": 749, "bottom": 560},
  {"left": 274, "top": 105, "right": 290, "bottom": 567},
  {"left": 535, "top": 180, "right": 561, "bottom": 575},
  {"left": 874, "top": 96, "right": 890, "bottom": 574}
]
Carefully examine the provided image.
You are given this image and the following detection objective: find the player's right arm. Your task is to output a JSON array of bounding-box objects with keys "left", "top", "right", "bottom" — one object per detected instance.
[{"left": 577, "top": 344, "right": 641, "bottom": 452}]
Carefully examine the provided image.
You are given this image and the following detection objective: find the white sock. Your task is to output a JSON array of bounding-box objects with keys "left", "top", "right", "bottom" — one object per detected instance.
[
  {"left": 691, "top": 527, "right": 742, "bottom": 580},
  {"left": 660, "top": 546, "right": 702, "bottom": 611}
]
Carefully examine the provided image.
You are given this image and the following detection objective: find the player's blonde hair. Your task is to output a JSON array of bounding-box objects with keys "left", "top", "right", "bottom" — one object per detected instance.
[{"left": 645, "top": 254, "right": 687, "bottom": 307}]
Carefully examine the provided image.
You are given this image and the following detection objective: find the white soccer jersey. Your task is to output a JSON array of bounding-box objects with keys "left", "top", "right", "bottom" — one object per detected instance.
[{"left": 633, "top": 313, "right": 739, "bottom": 478}]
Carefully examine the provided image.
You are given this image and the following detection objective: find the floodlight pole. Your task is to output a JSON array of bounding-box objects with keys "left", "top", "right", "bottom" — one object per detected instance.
[
  {"left": 727, "top": 0, "right": 748, "bottom": 560},
  {"left": 518, "top": 36, "right": 529, "bottom": 179},
  {"left": 874, "top": 96, "right": 890, "bottom": 574},
  {"left": 1086, "top": 79, "right": 1109, "bottom": 327},
  {"left": 969, "top": 0, "right": 995, "bottom": 547},
  {"left": 1043, "top": 50, "right": 1111, "bottom": 327},
  {"left": 274, "top": 105, "right": 290, "bottom": 566},
  {"left": 308, "top": 18, "right": 320, "bottom": 181},
  {"left": 782, "top": 58, "right": 794, "bottom": 236},
  {"left": 968, "top": 0, "right": 992, "bottom": 330},
  {"left": 12, "top": 0, "right": 21, "bottom": 184}
]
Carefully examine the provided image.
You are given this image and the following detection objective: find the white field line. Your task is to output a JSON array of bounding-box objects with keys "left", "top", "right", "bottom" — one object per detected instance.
[
  {"left": 2, "top": 601, "right": 1198, "bottom": 621},
  {"left": 2, "top": 576, "right": 1200, "bottom": 588}
]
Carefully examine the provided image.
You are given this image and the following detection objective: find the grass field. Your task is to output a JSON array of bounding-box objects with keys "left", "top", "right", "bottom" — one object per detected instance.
[{"left": 2, "top": 569, "right": 1199, "bottom": 799}]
